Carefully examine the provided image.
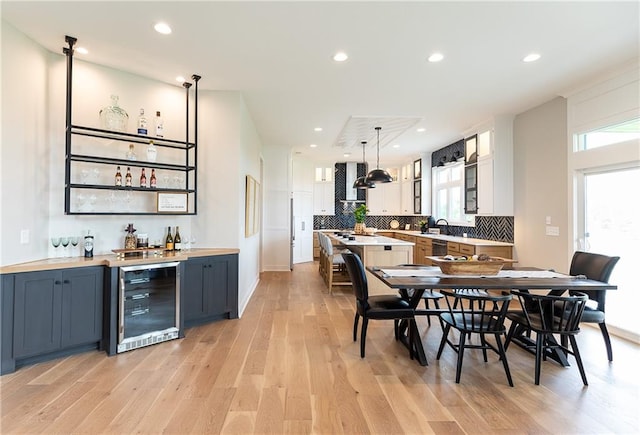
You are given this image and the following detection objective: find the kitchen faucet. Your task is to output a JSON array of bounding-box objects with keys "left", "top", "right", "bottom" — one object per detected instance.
[{"left": 435, "top": 218, "right": 449, "bottom": 235}]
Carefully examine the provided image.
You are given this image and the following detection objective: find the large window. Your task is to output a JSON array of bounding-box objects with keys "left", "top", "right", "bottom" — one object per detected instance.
[{"left": 431, "top": 162, "right": 473, "bottom": 225}]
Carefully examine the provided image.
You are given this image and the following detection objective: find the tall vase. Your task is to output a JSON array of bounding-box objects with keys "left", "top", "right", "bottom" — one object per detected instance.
[{"left": 354, "top": 222, "right": 366, "bottom": 234}]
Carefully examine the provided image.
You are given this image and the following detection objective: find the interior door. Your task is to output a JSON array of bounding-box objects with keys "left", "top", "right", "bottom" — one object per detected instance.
[{"left": 292, "top": 191, "right": 313, "bottom": 264}]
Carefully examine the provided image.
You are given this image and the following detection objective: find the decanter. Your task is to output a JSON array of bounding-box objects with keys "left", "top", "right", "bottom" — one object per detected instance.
[
  {"left": 146, "top": 140, "right": 157, "bottom": 162},
  {"left": 125, "top": 143, "right": 137, "bottom": 161},
  {"left": 124, "top": 223, "right": 137, "bottom": 250},
  {"left": 99, "top": 95, "right": 129, "bottom": 132}
]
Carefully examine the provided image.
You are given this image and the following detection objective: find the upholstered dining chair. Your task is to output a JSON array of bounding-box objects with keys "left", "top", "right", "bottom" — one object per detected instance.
[
  {"left": 318, "top": 232, "right": 351, "bottom": 294},
  {"left": 436, "top": 289, "right": 514, "bottom": 386},
  {"left": 505, "top": 290, "right": 589, "bottom": 385},
  {"left": 342, "top": 252, "right": 417, "bottom": 359},
  {"left": 568, "top": 251, "right": 620, "bottom": 361}
]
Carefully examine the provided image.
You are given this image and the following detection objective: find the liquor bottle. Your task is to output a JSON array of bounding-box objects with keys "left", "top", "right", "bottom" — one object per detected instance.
[
  {"left": 126, "top": 143, "right": 137, "bottom": 160},
  {"left": 154, "top": 111, "right": 164, "bottom": 137},
  {"left": 174, "top": 226, "right": 182, "bottom": 251},
  {"left": 115, "top": 166, "right": 122, "bottom": 186},
  {"left": 146, "top": 140, "right": 157, "bottom": 162},
  {"left": 137, "top": 108, "right": 148, "bottom": 135},
  {"left": 84, "top": 230, "right": 94, "bottom": 258},
  {"left": 125, "top": 167, "right": 132, "bottom": 187},
  {"left": 150, "top": 169, "right": 157, "bottom": 188},
  {"left": 165, "top": 226, "right": 174, "bottom": 251},
  {"left": 140, "top": 168, "right": 147, "bottom": 188}
]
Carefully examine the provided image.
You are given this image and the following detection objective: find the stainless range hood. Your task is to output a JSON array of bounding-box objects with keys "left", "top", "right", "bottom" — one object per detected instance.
[{"left": 340, "top": 162, "right": 365, "bottom": 212}]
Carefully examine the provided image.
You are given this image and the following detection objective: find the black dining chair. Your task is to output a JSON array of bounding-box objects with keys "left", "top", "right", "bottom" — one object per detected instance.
[
  {"left": 505, "top": 290, "right": 589, "bottom": 385},
  {"left": 567, "top": 251, "right": 620, "bottom": 361},
  {"left": 342, "top": 252, "right": 417, "bottom": 359},
  {"left": 398, "top": 264, "right": 444, "bottom": 327},
  {"left": 436, "top": 289, "right": 514, "bottom": 386}
]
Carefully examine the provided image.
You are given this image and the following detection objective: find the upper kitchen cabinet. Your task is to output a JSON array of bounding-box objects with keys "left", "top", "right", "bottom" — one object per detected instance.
[
  {"left": 368, "top": 179, "right": 401, "bottom": 215},
  {"left": 314, "top": 166, "right": 333, "bottom": 183},
  {"left": 313, "top": 163, "right": 335, "bottom": 215},
  {"left": 464, "top": 116, "right": 514, "bottom": 216},
  {"left": 62, "top": 36, "right": 199, "bottom": 215}
]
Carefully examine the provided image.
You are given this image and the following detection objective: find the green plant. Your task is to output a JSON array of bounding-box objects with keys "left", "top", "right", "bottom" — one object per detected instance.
[
  {"left": 353, "top": 204, "right": 368, "bottom": 223},
  {"left": 418, "top": 220, "right": 427, "bottom": 226}
]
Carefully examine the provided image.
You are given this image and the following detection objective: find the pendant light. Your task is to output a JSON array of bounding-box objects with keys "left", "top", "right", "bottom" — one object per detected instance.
[
  {"left": 353, "top": 141, "right": 376, "bottom": 189},
  {"left": 365, "top": 126, "right": 393, "bottom": 184}
]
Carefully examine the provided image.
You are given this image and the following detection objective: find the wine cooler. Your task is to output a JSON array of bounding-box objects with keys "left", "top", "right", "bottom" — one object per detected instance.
[{"left": 118, "top": 262, "right": 180, "bottom": 353}]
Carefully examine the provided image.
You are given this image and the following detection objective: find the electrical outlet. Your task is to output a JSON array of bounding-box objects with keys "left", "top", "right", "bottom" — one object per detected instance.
[
  {"left": 20, "top": 229, "right": 29, "bottom": 244},
  {"left": 545, "top": 216, "right": 552, "bottom": 225},
  {"left": 545, "top": 226, "right": 560, "bottom": 236}
]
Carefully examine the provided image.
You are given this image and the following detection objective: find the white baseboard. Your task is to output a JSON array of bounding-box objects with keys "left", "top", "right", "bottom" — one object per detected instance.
[{"left": 237, "top": 275, "right": 260, "bottom": 318}]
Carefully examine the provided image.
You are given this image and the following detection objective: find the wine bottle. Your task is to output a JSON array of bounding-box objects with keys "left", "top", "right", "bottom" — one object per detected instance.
[
  {"left": 84, "top": 230, "right": 94, "bottom": 258},
  {"left": 115, "top": 166, "right": 122, "bottom": 186},
  {"left": 140, "top": 168, "right": 147, "bottom": 188},
  {"left": 125, "top": 167, "right": 132, "bottom": 187},
  {"left": 174, "top": 226, "right": 182, "bottom": 251},
  {"left": 150, "top": 169, "right": 157, "bottom": 188},
  {"left": 137, "top": 108, "right": 148, "bottom": 135},
  {"left": 165, "top": 226, "right": 174, "bottom": 251},
  {"left": 154, "top": 111, "right": 164, "bottom": 137}
]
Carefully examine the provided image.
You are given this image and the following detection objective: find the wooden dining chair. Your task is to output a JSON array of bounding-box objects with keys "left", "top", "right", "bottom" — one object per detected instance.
[
  {"left": 398, "top": 264, "right": 444, "bottom": 328},
  {"left": 436, "top": 289, "right": 514, "bottom": 386},
  {"left": 342, "top": 252, "right": 417, "bottom": 359},
  {"left": 505, "top": 290, "right": 589, "bottom": 385},
  {"left": 319, "top": 233, "right": 351, "bottom": 294}
]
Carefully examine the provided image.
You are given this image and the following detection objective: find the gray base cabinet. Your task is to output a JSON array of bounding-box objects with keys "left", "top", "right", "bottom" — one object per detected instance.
[
  {"left": 184, "top": 254, "right": 238, "bottom": 327},
  {"left": 1, "top": 267, "right": 103, "bottom": 375}
]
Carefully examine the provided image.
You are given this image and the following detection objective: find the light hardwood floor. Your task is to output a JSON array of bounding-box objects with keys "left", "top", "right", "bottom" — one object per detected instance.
[{"left": 1, "top": 261, "right": 639, "bottom": 434}]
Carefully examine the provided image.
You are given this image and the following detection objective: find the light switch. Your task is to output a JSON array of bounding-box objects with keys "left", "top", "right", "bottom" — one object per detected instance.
[
  {"left": 545, "top": 226, "right": 560, "bottom": 236},
  {"left": 20, "top": 229, "right": 29, "bottom": 244}
]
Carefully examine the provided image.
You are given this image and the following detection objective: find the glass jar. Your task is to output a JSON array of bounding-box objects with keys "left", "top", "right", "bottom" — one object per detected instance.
[{"left": 99, "top": 95, "right": 129, "bottom": 132}]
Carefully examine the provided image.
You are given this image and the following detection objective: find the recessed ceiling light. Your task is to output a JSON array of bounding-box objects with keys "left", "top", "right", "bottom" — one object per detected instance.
[
  {"left": 416, "top": 128, "right": 426, "bottom": 133},
  {"left": 309, "top": 144, "right": 317, "bottom": 148},
  {"left": 523, "top": 53, "right": 541, "bottom": 62},
  {"left": 176, "top": 76, "right": 186, "bottom": 83},
  {"left": 154, "top": 22, "right": 172, "bottom": 35},
  {"left": 393, "top": 144, "right": 400, "bottom": 148},
  {"left": 314, "top": 127, "right": 323, "bottom": 132},
  {"left": 333, "top": 52, "right": 348, "bottom": 62},
  {"left": 428, "top": 52, "right": 444, "bottom": 62},
  {"left": 76, "top": 47, "right": 88, "bottom": 55},
  {"left": 343, "top": 153, "right": 351, "bottom": 157}
]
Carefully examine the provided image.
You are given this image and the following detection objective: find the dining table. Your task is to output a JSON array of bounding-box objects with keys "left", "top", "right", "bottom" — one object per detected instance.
[{"left": 366, "top": 264, "right": 617, "bottom": 367}]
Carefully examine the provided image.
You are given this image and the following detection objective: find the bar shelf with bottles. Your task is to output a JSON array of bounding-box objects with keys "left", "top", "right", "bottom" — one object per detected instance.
[{"left": 63, "top": 35, "right": 200, "bottom": 215}]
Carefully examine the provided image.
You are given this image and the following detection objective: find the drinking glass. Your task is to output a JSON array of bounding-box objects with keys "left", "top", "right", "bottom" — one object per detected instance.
[
  {"left": 60, "top": 237, "right": 70, "bottom": 257},
  {"left": 51, "top": 237, "right": 61, "bottom": 257},
  {"left": 89, "top": 194, "right": 98, "bottom": 211},
  {"left": 70, "top": 236, "right": 79, "bottom": 256}
]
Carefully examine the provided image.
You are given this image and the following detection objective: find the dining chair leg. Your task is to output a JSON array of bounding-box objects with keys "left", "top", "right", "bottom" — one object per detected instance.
[
  {"left": 534, "top": 333, "right": 544, "bottom": 385},
  {"left": 360, "top": 317, "right": 369, "bottom": 358},
  {"left": 504, "top": 321, "right": 516, "bottom": 351},
  {"left": 599, "top": 322, "right": 613, "bottom": 362},
  {"left": 408, "top": 319, "right": 414, "bottom": 360},
  {"left": 455, "top": 332, "right": 467, "bottom": 384},
  {"left": 436, "top": 324, "right": 451, "bottom": 359},
  {"left": 480, "top": 334, "right": 488, "bottom": 362},
  {"left": 495, "top": 333, "right": 514, "bottom": 387},
  {"left": 394, "top": 319, "right": 399, "bottom": 340},
  {"left": 569, "top": 335, "right": 589, "bottom": 386},
  {"left": 423, "top": 299, "right": 432, "bottom": 326},
  {"left": 353, "top": 313, "right": 360, "bottom": 342}
]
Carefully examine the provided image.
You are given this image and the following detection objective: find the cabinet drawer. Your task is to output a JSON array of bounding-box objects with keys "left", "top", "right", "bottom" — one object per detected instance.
[
  {"left": 447, "top": 242, "right": 460, "bottom": 252},
  {"left": 459, "top": 244, "right": 474, "bottom": 256},
  {"left": 416, "top": 238, "right": 430, "bottom": 248}
]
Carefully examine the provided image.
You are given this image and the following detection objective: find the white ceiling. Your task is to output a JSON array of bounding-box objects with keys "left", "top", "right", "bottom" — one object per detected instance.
[{"left": 2, "top": 1, "right": 638, "bottom": 165}]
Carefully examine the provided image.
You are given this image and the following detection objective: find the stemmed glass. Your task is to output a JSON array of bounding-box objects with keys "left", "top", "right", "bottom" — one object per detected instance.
[
  {"left": 51, "top": 237, "right": 61, "bottom": 257},
  {"left": 70, "top": 236, "right": 79, "bottom": 257},
  {"left": 60, "top": 236, "right": 70, "bottom": 257},
  {"left": 190, "top": 234, "right": 196, "bottom": 251}
]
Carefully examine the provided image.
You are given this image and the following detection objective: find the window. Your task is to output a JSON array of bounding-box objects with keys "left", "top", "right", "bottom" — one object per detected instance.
[
  {"left": 575, "top": 117, "right": 640, "bottom": 151},
  {"left": 431, "top": 162, "right": 473, "bottom": 225}
]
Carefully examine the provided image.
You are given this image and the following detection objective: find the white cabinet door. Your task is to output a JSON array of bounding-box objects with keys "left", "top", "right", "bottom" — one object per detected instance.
[
  {"left": 293, "top": 191, "right": 314, "bottom": 263},
  {"left": 367, "top": 182, "right": 401, "bottom": 215},
  {"left": 477, "top": 156, "right": 494, "bottom": 214},
  {"left": 401, "top": 180, "right": 413, "bottom": 214},
  {"left": 313, "top": 182, "right": 334, "bottom": 215}
]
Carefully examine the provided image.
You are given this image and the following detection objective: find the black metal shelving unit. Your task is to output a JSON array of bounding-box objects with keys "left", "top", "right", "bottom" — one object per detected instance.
[{"left": 63, "top": 35, "right": 200, "bottom": 215}]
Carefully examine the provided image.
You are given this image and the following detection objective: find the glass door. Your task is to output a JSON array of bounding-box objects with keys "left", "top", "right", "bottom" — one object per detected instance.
[{"left": 580, "top": 167, "right": 640, "bottom": 335}]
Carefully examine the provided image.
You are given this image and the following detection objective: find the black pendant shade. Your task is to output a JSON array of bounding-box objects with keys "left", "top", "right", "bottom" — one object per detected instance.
[
  {"left": 353, "top": 140, "right": 376, "bottom": 189},
  {"left": 365, "top": 126, "right": 393, "bottom": 184}
]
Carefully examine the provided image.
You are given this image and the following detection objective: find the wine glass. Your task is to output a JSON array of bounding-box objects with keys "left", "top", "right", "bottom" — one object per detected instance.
[
  {"left": 89, "top": 194, "right": 98, "bottom": 211},
  {"left": 51, "top": 237, "right": 61, "bottom": 257},
  {"left": 189, "top": 234, "right": 196, "bottom": 251},
  {"left": 70, "top": 236, "right": 79, "bottom": 256},
  {"left": 81, "top": 169, "right": 89, "bottom": 184},
  {"left": 60, "top": 237, "right": 70, "bottom": 257},
  {"left": 76, "top": 193, "right": 86, "bottom": 212}
]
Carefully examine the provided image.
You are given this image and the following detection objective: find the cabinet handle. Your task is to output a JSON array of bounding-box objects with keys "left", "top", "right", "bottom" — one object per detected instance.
[
  {"left": 63, "top": 280, "right": 70, "bottom": 284},
  {"left": 54, "top": 280, "right": 62, "bottom": 285}
]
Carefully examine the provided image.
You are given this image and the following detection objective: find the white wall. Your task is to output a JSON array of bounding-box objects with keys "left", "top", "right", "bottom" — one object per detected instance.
[
  {"left": 513, "top": 97, "right": 569, "bottom": 271},
  {"left": 1, "top": 22, "right": 263, "bottom": 316}
]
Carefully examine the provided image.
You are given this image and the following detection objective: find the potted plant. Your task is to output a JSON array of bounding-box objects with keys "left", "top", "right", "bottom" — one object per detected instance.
[
  {"left": 418, "top": 220, "right": 428, "bottom": 234},
  {"left": 353, "top": 204, "right": 368, "bottom": 234}
]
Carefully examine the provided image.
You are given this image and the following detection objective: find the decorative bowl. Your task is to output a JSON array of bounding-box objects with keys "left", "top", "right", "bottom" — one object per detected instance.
[{"left": 426, "top": 256, "right": 516, "bottom": 275}]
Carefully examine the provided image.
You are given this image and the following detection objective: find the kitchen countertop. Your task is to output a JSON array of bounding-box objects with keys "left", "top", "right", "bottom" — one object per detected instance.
[
  {"left": 316, "top": 229, "right": 512, "bottom": 247},
  {"left": 0, "top": 248, "right": 240, "bottom": 274},
  {"left": 328, "top": 233, "right": 414, "bottom": 246}
]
